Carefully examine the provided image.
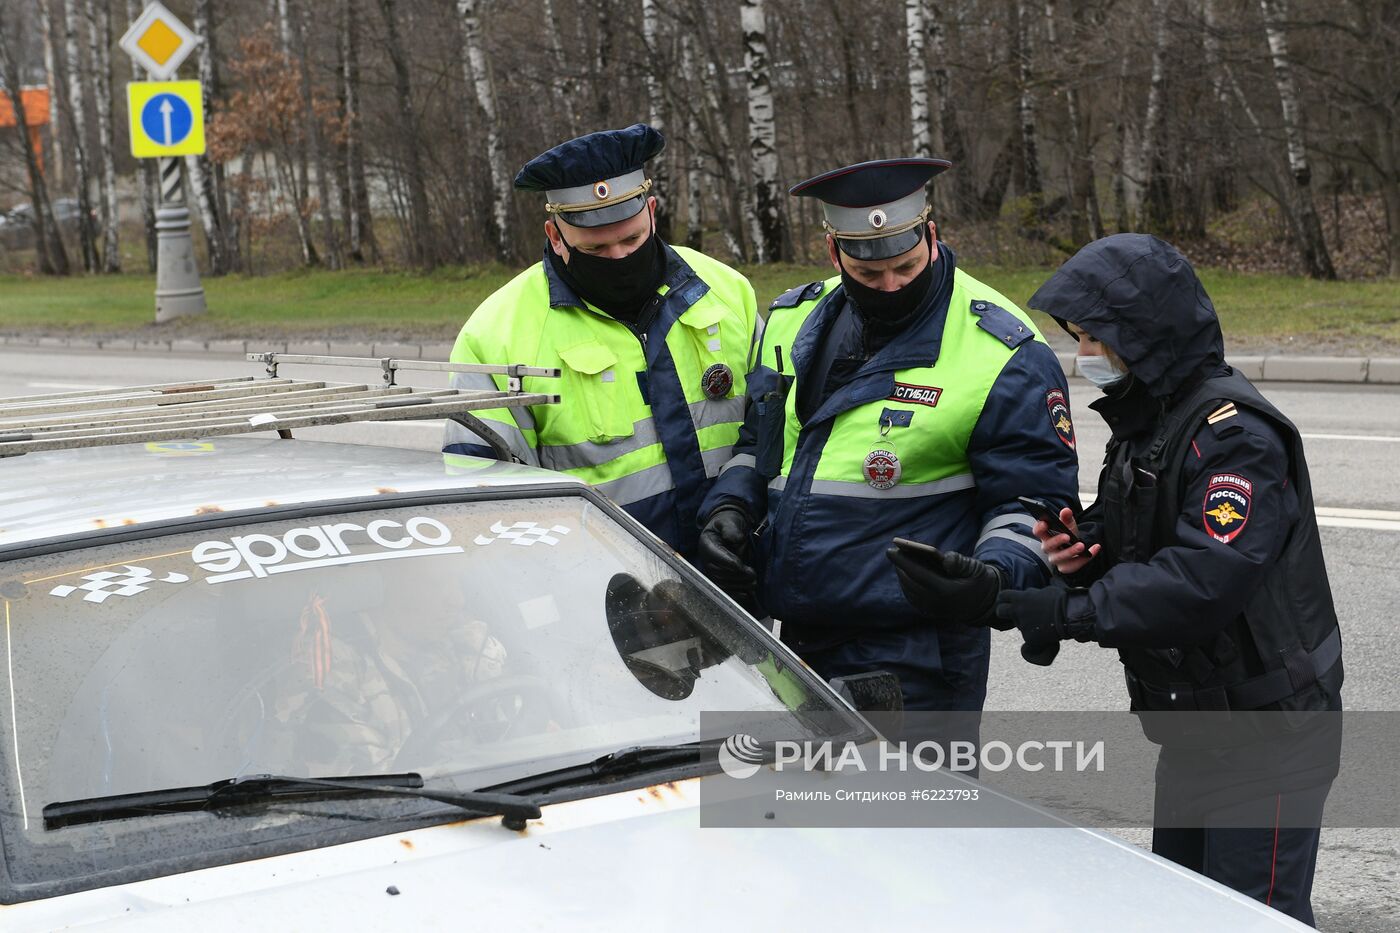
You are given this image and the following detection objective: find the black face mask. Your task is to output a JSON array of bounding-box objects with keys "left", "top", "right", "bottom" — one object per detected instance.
[
  {"left": 838, "top": 238, "right": 935, "bottom": 327},
  {"left": 551, "top": 218, "right": 667, "bottom": 321}
]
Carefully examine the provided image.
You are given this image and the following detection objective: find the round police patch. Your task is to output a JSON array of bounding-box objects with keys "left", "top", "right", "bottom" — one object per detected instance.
[
  {"left": 868, "top": 208, "right": 887, "bottom": 229},
  {"left": 701, "top": 362, "right": 734, "bottom": 400},
  {"left": 1203, "top": 473, "right": 1252, "bottom": 543},
  {"left": 593, "top": 180, "right": 610, "bottom": 200},
  {"left": 1046, "top": 388, "right": 1075, "bottom": 450},
  {"left": 863, "top": 448, "right": 902, "bottom": 490}
]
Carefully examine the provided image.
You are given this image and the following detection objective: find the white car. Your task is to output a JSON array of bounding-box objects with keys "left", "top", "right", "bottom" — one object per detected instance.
[{"left": 0, "top": 362, "right": 1309, "bottom": 930}]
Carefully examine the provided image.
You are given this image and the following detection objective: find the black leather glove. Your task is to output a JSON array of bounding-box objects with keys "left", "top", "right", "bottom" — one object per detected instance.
[
  {"left": 698, "top": 507, "right": 757, "bottom": 598},
  {"left": 886, "top": 541, "right": 1008, "bottom": 628},
  {"left": 993, "top": 587, "right": 1079, "bottom": 667}
]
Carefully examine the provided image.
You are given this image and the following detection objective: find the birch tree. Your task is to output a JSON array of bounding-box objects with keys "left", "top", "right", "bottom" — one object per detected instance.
[
  {"left": 61, "top": 0, "right": 99, "bottom": 272},
  {"left": 39, "top": 0, "right": 65, "bottom": 190},
  {"left": 1258, "top": 0, "right": 1336, "bottom": 279},
  {"left": 641, "top": 0, "right": 671, "bottom": 240},
  {"left": 906, "top": 0, "right": 931, "bottom": 160},
  {"left": 457, "top": 0, "right": 515, "bottom": 262},
  {"left": 1014, "top": 0, "right": 1043, "bottom": 211},
  {"left": 741, "top": 0, "right": 785, "bottom": 263},
  {"left": 124, "top": 0, "right": 157, "bottom": 271},
  {"left": 540, "top": 0, "right": 576, "bottom": 137},
  {"left": 187, "top": 0, "right": 233, "bottom": 274},
  {"left": 1138, "top": 0, "right": 1170, "bottom": 231},
  {"left": 81, "top": 0, "right": 119, "bottom": 272},
  {"left": 1045, "top": 0, "right": 1101, "bottom": 244},
  {"left": 680, "top": 30, "right": 704, "bottom": 250}
]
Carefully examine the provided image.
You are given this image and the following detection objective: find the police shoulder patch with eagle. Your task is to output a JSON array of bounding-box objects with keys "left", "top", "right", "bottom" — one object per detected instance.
[{"left": 1203, "top": 472, "right": 1253, "bottom": 543}]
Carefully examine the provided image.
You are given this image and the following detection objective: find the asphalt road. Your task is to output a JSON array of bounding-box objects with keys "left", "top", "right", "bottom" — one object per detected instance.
[{"left": 2, "top": 348, "right": 1397, "bottom": 930}]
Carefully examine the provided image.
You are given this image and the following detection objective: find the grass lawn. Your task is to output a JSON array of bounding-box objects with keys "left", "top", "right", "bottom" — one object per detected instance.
[{"left": 1, "top": 261, "right": 1397, "bottom": 352}]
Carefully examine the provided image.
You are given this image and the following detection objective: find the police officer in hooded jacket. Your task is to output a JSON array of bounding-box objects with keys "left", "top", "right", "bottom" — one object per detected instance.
[{"left": 991, "top": 234, "right": 1343, "bottom": 926}]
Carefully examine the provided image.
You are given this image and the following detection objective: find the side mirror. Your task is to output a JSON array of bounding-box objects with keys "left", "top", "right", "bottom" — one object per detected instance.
[{"left": 828, "top": 670, "right": 903, "bottom": 713}]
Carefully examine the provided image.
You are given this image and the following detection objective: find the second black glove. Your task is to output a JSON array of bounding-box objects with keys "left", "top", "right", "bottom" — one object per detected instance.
[
  {"left": 886, "top": 540, "right": 1008, "bottom": 628},
  {"left": 698, "top": 507, "right": 758, "bottom": 599}
]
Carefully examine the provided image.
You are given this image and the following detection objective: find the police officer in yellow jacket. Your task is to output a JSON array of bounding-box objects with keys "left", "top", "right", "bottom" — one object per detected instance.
[
  {"left": 699, "top": 159, "right": 1079, "bottom": 711},
  {"left": 443, "top": 125, "right": 760, "bottom": 559}
]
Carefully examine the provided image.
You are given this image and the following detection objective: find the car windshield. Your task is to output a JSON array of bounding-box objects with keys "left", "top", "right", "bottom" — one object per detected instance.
[{"left": 0, "top": 493, "right": 850, "bottom": 900}]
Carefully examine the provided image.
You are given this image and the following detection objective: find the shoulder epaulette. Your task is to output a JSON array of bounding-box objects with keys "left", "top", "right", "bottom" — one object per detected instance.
[
  {"left": 769, "top": 280, "right": 826, "bottom": 311},
  {"left": 969, "top": 299, "right": 1034, "bottom": 350}
]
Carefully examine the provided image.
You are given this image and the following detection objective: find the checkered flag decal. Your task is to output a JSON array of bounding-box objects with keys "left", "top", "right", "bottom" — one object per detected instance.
[
  {"left": 49, "top": 566, "right": 190, "bottom": 604},
  {"left": 473, "top": 521, "right": 571, "bottom": 547}
]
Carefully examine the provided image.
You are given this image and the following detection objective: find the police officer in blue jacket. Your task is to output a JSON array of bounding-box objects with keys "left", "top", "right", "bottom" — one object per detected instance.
[
  {"left": 698, "top": 159, "right": 1079, "bottom": 711},
  {"left": 993, "top": 234, "right": 1343, "bottom": 925}
]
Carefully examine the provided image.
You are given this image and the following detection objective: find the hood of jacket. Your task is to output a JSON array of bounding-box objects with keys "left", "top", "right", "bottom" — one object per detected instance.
[{"left": 1027, "top": 234, "right": 1224, "bottom": 398}]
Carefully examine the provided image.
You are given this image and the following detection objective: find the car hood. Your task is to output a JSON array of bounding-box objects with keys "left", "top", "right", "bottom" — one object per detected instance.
[{"left": 7, "top": 779, "right": 1307, "bottom": 931}]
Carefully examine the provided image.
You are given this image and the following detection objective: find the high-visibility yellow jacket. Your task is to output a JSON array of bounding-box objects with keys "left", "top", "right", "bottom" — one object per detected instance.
[{"left": 444, "top": 243, "right": 759, "bottom": 558}]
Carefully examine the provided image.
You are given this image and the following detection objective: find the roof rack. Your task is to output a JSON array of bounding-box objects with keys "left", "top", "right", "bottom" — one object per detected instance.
[{"left": 0, "top": 352, "right": 559, "bottom": 460}]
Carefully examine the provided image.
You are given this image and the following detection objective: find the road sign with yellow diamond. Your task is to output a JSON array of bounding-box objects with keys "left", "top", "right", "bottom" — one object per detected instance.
[
  {"left": 127, "top": 81, "right": 205, "bottom": 158},
  {"left": 118, "top": 2, "right": 199, "bottom": 81}
]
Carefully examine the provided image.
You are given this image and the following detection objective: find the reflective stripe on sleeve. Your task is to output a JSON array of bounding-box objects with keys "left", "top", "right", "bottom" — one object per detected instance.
[
  {"left": 976, "top": 527, "right": 1050, "bottom": 567},
  {"left": 720, "top": 453, "right": 758, "bottom": 475}
]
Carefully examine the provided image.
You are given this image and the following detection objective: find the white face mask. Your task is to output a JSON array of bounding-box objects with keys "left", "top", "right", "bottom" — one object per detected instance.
[{"left": 1077, "top": 353, "right": 1129, "bottom": 389}]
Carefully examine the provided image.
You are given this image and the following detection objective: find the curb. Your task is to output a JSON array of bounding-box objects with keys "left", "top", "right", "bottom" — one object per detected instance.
[
  {"left": 2, "top": 334, "right": 1395, "bottom": 386},
  {"left": 1051, "top": 351, "right": 1399, "bottom": 386}
]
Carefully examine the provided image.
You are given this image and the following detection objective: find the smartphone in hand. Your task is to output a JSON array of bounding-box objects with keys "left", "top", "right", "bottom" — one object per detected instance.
[{"left": 1016, "top": 496, "right": 1081, "bottom": 545}]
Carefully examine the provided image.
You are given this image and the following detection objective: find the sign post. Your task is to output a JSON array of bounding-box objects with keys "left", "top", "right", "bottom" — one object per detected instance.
[{"left": 119, "top": 2, "right": 206, "bottom": 322}]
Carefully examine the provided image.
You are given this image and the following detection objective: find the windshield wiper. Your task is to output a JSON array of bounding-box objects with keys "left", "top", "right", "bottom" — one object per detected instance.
[
  {"left": 44, "top": 772, "right": 542, "bottom": 831},
  {"left": 480, "top": 741, "right": 724, "bottom": 796}
]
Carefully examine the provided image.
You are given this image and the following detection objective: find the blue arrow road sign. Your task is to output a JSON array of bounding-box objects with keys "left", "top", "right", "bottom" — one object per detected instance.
[{"left": 140, "top": 93, "right": 193, "bottom": 147}]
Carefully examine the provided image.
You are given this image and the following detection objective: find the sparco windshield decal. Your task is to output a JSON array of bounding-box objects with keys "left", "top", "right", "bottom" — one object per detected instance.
[{"left": 192, "top": 517, "right": 463, "bottom": 584}]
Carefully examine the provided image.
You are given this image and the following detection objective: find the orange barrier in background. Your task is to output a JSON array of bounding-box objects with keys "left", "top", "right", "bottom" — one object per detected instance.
[{"left": 0, "top": 86, "right": 50, "bottom": 173}]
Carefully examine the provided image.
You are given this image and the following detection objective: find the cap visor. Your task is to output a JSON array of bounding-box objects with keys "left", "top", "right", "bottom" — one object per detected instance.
[
  {"left": 556, "top": 195, "right": 647, "bottom": 229},
  {"left": 836, "top": 227, "right": 924, "bottom": 261}
]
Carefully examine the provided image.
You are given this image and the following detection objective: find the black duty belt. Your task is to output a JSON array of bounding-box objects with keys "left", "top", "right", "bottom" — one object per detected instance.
[{"left": 1125, "top": 627, "right": 1342, "bottom": 712}]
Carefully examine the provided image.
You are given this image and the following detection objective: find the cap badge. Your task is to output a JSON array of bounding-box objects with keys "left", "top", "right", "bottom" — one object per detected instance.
[
  {"left": 593, "top": 180, "right": 611, "bottom": 200},
  {"left": 701, "top": 362, "right": 734, "bottom": 400},
  {"left": 868, "top": 208, "right": 887, "bottom": 229}
]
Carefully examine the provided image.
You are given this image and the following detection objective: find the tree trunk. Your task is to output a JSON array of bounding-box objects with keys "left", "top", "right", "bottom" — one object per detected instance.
[
  {"left": 61, "top": 0, "right": 99, "bottom": 272},
  {"left": 40, "top": 0, "right": 66, "bottom": 190},
  {"left": 928, "top": 4, "right": 976, "bottom": 216},
  {"left": 1014, "top": 0, "right": 1042, "bottom": 211},
  {"left": 188, "top": 0, "right": 235, "bottom": 274},
  {"left": 1139, "top": 0, "right": 1171, "bottom": 232},
  {"left": 457, "top": 0, "right": 515, "bottom": 262},
  {"left": 1115, "top": 49, "right": 1142, "bottom": 230},
  {"left": 979, "top": 130, "right": 1018, "bottom": 220},
  {"left": 906, "top": 0, "right": 931, "bottom": 160},
  {"left": 741, "top": 0, "right": 785, "bottom": 264},
  {"left": 1201, "top": 0, "right": 1237, "bottom": 214},
  {"left": 1258, "top": 0, "right": 1336, "bottom": 279},
  {"left": 540, "top": 0, "right": 576, "bottom": 137},
  {"left": 641, "top": 0, "right": 671, "bottom": 241},
  {"left": 295, "top": 0, "right": 341, "bottom": 269},
  {"left": 376, "top": 0, "right": 434, "bottom": 268},
  {"left": 124, "top": 0, "right": 158, "bottom": 272},
  {"left": 680, "top": 30, "right": 704, "bottom": 250},
  {"left": 341, "top": 0, "right": 379, "bottom": 264},
  {"left": 0, "top": 22, "right": 70, "bottom": 275},
  {"left": 1045, "top": 0, "right": 1100, "bottom": 244},
  {"left": 81, "top": 0, "right": 119, "bottom": 272}
]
